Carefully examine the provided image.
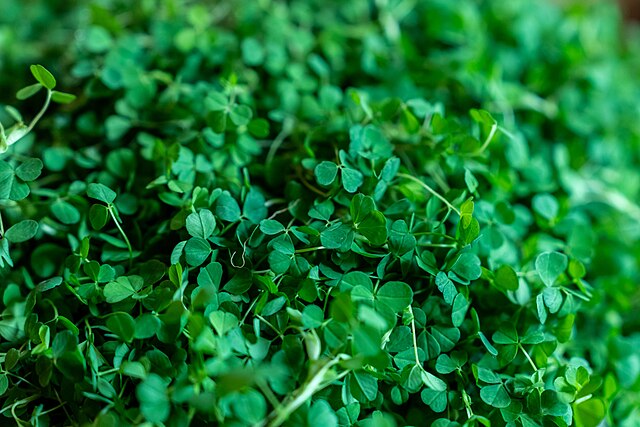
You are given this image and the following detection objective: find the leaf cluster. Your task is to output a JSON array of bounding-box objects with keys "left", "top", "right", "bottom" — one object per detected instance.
[{"left": 0, "top": 0, "right": 639, "bottom": 426}]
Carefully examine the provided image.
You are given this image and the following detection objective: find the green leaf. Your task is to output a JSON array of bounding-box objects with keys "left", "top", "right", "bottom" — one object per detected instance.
[
  {"left": 302, "top": 305, "right": 324, "bottom": 329},
  {"left": 231, "top": 390, "right": 267, "bottom": 424},
  {"left": 136, "top": 374, "right": 170, "bottom": 423},
  {"left": 435, "top": 272, "right": 457, "bottom": 305},
  {"left": 308, "top": 400, "right": 338, "bottom": 427},
  {"left": 229, "top": 104, "right": 253, "bottom": 126},
  {"left": 376, "top": 281, "right": 412, "bottom": 312},
  {"left": 260, "top": 219, "right": 285, "bottom": 235},
  {"left": 215, "top": 192, "right": 241, "bottom": 222},
  {"left": 36, "top": 277, "right": 63, "bottom": 292},
  {"left": 4, "top": 220, "right": 38, "bottom": 243},
  {"left": 104, "top": 276, "right": 144, "bottom": 303},
  {"left": 105, "top": 116, "right": 131, "bottom": 140},
  {"left": 87, "top": 183, "right": 116, "bottom": 204},
  {"left": 186, "top": 209, "right": 216, "bottom": 238},
  {"left": 184, "top": 237, "right": 212, "bottom": 266},
  {"left": 106, "top": 312, "right": 136, "bottom": 342},
  {"left": 197, "top": 262, "right": 222, "bottom": 290},
  {"left": 15, "top": 158, "right": 43, "bottom": 181},
  {"left": 268, "top": 249, "right": 292, "bottom": 274},
  {"left": 248, "top": 118, "right": 270, "bottom": 137},
  {"left": 451, "top": 293, "right": 469, "bottom": 327},
  {"left": 536, "top": 251, "right": 568, "bottom": 287},
  {"left": 464, "top": 169, "right": 479, "bottom": 193},
  {"left": 352, "top": 371, "right": 379, "bottom": 401},
  {"left": 315, "top": 161, "right": 339, "bottom": 186},
  {"left": 421, "top": 388, "right": 448, "bottom": 412},
  {"left": 320, "top": 223, "right": 353, "bottom": 250},
  {"left": 450, "top": 253, "right": 482, "bottom": 284},
  {"left": 52, "top": 200, "right": 81, "bottom": 224},
  {"left": 16, "top": 83, "right": 43, "bottom": 100},
  {"left": 30, "top": 64, "right": 56, "bottom": 90},
  {"left": 0, "top": 161, "right": 29, "bottom": 200},
  {"left": 341, "top": 167, "right": 364, "bottom": 193},
  {"left": 492, "top": 326, "right": 518, "bottom": 344},
  {"left": 51, "top": 91, "right": 77, "bottom": 104},
  {"left": 349, "top": 124, "right": 393, "bottom": 160},
  {"left": 532, "top": 193, "right": 559, "bottom": 220},
  {"left": 478, "top": 331, "right": 499, "bottom": 356},
  {"left": 494, "top": 265, "right": 519, "bottom": 291},
  {"left": 350, "top": 194, "right": 375, "bottom": 223},
  {"left": 243, "top": 188, "right": 267, "bottom": 223},
  {"left": 480, "top": 384, "right": 511, "bottom": 408},
  {"left": 209, "top": 311, "right": 238, "bottom": 335},
  {"left": 89, "top": 204, "right": 109, "bottom": 230},
  {"left": 357, "top": 210, "right": 387, "bottom": 246},
  {"left": 574, "top": 398, "right": 606, "bottom": 427}
]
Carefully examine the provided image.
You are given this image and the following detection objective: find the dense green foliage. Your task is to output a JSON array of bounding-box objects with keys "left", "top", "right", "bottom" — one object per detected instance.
[{"left": 1, "top": 0, "right": 639, "bottom": 425}]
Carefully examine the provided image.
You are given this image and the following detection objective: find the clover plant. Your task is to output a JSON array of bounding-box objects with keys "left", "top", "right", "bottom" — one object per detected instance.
[{"left": 0, "top": 0, "right": 639, "bottom": 426}]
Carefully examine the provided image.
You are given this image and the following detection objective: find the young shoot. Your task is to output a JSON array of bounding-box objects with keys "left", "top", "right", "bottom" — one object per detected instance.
[{"left": 0, "top": 65, "right": 75, "bottom": 153}]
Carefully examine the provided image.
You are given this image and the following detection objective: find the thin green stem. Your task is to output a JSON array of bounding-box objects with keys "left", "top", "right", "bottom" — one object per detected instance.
[
  {"left": 265, "top": 119, "right": 293, "bottom": 166},
  {"left": 519, "top": 344, "right": 538, "bottom": 371},
  {"left": 26, "top": 90, "right": 52, "bottom": 134},
  {"left": 107, "top": 205, "right": 133, "bottom": 263},
  {"left": 474, "top": 122, "right": 498, "bottom": 155},
  {"left": 266, "top": 355, "right": 349, "bottom": 427},
  {"left": 408, "top": 306, "right": 422, "bottom": 367},
  {"left": 417, "top": 242, "right": 457, "bottom": 248},
  {"left": 413, "top": 231, "right": 457, "bottom": 240},
  {"left": 255, "top": 314, "right": 285, "bottom": 340},
  {"left": 295, "top": 246, "right": 325, "bottom": 254},
  {"left": 398, "top": 173, "right": 461, "bottom": 216},
  {"left": 461, "top": 388, "right": 474, "bottom": 418}
]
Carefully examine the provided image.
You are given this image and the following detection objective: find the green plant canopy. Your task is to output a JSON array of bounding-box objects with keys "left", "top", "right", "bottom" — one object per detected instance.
[{"left": 0, "top": 0, "right": 639, "bottom": 426}]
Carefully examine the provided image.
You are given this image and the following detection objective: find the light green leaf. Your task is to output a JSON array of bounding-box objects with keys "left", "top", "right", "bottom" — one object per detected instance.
[
  {"left": 376, "top": 281, "right": 412, "bottom": 312},
  {"left": 209, "top": 311, "right": 238, "bottom": 335},
  {"left": 229, "top": 104, "right": 253, "bottom": 126},
  {"left": 106, "top": 312, "right": 136, "bottom": 342},
  {"left": 5, "top": 220, "right": 38, "bottom": 243},
  {"left": 16, "top": 83, "right": 42, "bottom": 100},
  {"left": 494, "top": 265, "right": 519, "bottom": 291},
  {"left": 186, "top": 209, "right": 216, "bottom": 238},
  {"left": 15, "top": 158, "right": 43, "bottom": 181},
  {"left": 260, "top": 219, "right": 285, "bottom": 235},
  {"left": 30, "top": 64, "right": 56, "bottom": 90},
  {"left": 104, "top": 276, "right": 144, "bottom": 303},
  {"left": 341, "top": 167, "right": 363, "bottom": 193},
  {"left": 215, "top": 192, "right": 241, "bottom": 222},
  {"left": 480, "top": 384, "right": 511, "bottom": 408},
  {"left": 136, "top": 374, "right": 170, "bottom": 423},
  {"left": 315, "top": 161, "right": 339, "bottom": 186},
  {"left": 87, "top": 183, "right": 116, "bottom": 204},
  {"left": 52, "top": 200, "right": 81, "bottom": 224},
  {"left": 358, "top": 210, "right": 387, "bottom": 246},
  {"left": 536, "top": 251, "right": 568, "bottom": 287},
  {"left": 436, "top": 272, "right": 457, "bottom": 305},
  {"left": 184, "top": 237, "right": 212, "bottom": 266},
  {"left": 89, "top": 204, "right": 109, "bottom": 230},
  {"left": 51, "top": 91, "right": 77, "bottom": 104}
]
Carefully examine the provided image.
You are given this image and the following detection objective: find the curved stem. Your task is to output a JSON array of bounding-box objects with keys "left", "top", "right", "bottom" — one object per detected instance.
[
  {"left": 26, "top": 90, "right": 52, "bottom": 134},
  {"left": 266, "top": 355, "right": 349, "bottom": 427},
  {"left": 409, "top": 306, "right": 422, "bottom": 367},
  {"left": 474, "top": 122, "right": 498, "bottom": 155},
  {"left": 519, "top": 344, "right": 538, "bottom": 371},
  {"left": 107, "top": 205, "right": 133, "bottom": 264},
  {"left": 398, "top": 173, "right": 461, "bottom": 216}
]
